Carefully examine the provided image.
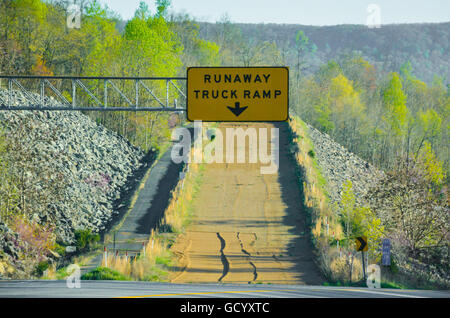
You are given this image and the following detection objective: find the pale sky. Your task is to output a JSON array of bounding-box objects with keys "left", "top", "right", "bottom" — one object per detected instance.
[{"left": 97, "top": 0, "right": 450, "bottom": 25}]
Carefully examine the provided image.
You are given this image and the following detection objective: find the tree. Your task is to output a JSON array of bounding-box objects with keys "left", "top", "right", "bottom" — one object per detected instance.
[
  {"left": 418, "top": 141, "right": 445, "bottom": 187},
  {"left": 367, "top": 158, "right": 449, "bottom": 253},
  {"left": 339, "top": 180, "right": 356, "bottom": 241},
  {"left": 82, "top": 1, "right": 121, "bottom": 76},
  {"left": 236, "top": 39, "right": 281, "bottom": 67},
  {"left": 294, "top": 30, "right": 309, "bottom": 85},
  {"left": 155, "top": 0, "right": 171, "bottom": 19},
  {"left": 195, "top": 40, "right": 220, "bottom": 66},
  {"left": 134, "top": 1, "right": 151, "bottom": 20},
  {"left": 0, "top": 0, "right": 48, "bottom": 73},
  {"left": 325, "top": 73, "right": 366, "bottom": 151},
  {"left": 338, "top": 180, "right": 384, "bottom": 260},
  {"left": 168, "top": 13, "right": 220, "bottom": 68},
  {"left": 413, "top": 109, "right": 442, "bottom": 158},
  {"left": 213, "top": 14, "right": 243, "bottom": 65},
  {"left": 382, "top": 72, "right": 408, "bottom": 137}
]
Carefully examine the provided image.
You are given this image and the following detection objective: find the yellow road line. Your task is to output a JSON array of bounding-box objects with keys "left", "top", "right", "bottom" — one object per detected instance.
[{"left": 118, "top": 289, "right": 294, "bottom": 298}]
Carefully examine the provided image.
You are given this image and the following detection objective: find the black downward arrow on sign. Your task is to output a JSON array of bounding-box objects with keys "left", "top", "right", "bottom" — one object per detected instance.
[
  {"left": 227, "top": 102, "right": 248, "bottom": 117},
  {"left": 357, "top": 237, "right": 367, "bottom": 251}
]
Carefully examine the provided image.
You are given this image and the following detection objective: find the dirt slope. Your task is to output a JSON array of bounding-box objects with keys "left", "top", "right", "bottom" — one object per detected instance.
[{"left": 170, "top": 122, "right": 323, "bottom": 285}]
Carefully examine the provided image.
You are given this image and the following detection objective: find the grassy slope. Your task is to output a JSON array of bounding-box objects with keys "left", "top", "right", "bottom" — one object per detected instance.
[{"left": 289, "top": 116, "right": 412, "bottom": 288}]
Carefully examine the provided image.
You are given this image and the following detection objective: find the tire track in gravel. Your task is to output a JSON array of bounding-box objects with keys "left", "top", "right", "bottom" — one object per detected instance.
[
  {"left": 237, "top": 232, "right": 258, "bottom": 283},
  {"left": 217, "top": 232, "right": 230, "bottom": 282}
]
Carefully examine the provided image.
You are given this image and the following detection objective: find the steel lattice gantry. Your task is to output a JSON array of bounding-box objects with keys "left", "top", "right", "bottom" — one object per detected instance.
[{"left": 0, "top": 75, "right": 186, "bottom": 111}]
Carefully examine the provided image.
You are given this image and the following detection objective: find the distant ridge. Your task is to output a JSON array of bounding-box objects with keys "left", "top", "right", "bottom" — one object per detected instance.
[{"left": 198, "top": 22, "right": 450, "bottom": 83}]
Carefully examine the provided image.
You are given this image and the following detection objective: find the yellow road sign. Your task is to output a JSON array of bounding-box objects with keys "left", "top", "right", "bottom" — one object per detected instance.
[
  {"left": 187, "top": 67, "right": 289, "bottom": 122},
  {"left": 356, "top": 236, "right": 368, "bottom": 252}
]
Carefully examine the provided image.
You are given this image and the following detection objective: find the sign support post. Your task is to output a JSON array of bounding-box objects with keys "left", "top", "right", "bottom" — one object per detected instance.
[
  {"left": 355, "top": 236, "right": 368, "bottom": 281},
  {"left": 361, "top": 251, "right": 366, "bottom": 281}
]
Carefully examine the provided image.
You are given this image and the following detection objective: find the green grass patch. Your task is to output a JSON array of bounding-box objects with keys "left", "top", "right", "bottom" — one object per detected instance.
[
  {"left": 35, "top": 261, "right": 49, "bottom": 276},
  {"left": 54, "top": 267, "right": 71, "bottom": 280},
  {"left": 295, "top": 118, "right": 330, "bottom": 198},
  {"left": 142, "top": 267, "right": 169, "bottom": 281},
  {"left": 74, "top": 229, "right": 100, "bottom": 251},
  {"left": 81, "top": 267, "right": 131, "bottom": 281},
  {"left": 322, "top": 280, "right": 403, "bottom": 289},
  {"left": 380, "top": 281, "right": 404, "bottom": 289}
]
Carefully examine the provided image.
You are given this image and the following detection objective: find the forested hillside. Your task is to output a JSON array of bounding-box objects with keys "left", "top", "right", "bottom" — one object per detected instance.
[
  {"left": 197, "top": 21, "right": 450, "bottom": 84},
  {"left": 194, "top": 17, "right": 449, "bottom": 176}
]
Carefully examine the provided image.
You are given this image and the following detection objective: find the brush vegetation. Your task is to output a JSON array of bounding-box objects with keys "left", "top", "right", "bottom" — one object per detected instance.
[{"left": 289, "top": 116, "right": 449, "bottom": 289}]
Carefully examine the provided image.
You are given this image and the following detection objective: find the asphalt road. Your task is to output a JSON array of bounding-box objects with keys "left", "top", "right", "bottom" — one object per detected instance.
[
  {"left": 0, "top": 280, "right": 448, "bottom": 298},
  {"left": 111, "top": 142, "right": 184, "bottom": 253}
]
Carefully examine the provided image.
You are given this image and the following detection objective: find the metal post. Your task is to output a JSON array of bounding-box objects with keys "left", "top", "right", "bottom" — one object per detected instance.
[
  {"left": 103, "top": 246, "right": 108, "bottom": 267},
  {"left": 135, "top": 80, "right": 139, "bottom": 109},
  {"left": 40, "top": 79, "right": 45, "bottom": 108},
  {"left": 361, "top": 251, "right": 366, "bottom": 281},
  {"left": 104, "top": 80, "right": 108, "bottom": 108},
  {"left": 166, "top": 79, "right": 169, "bottom": 107},
  {"left": 366, "top": 251, "right": 369, "bottom": 273},
  {"left": 8, "top": 79, "right": 12, "bottom": 108},
  {"left": 72, "top": 79, "right": 76, "bottom": 108}
]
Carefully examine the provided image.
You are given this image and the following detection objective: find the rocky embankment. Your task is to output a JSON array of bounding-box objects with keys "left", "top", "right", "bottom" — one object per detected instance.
[
  {"left": 0, "top": 90, "right": 146, "bottom": 275},
  {"left": 304, "top": 123, "right": 383, "bottom": 207}
]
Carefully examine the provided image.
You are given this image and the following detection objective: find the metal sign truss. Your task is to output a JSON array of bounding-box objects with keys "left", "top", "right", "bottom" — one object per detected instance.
[{"left": 0, "top": 75, "right": 186, "bottom": 111}]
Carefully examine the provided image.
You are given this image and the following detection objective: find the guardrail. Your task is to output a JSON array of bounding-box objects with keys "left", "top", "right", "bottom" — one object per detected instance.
[{"left": 0, "top": 75, "right": 186, "bottom": 111}]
